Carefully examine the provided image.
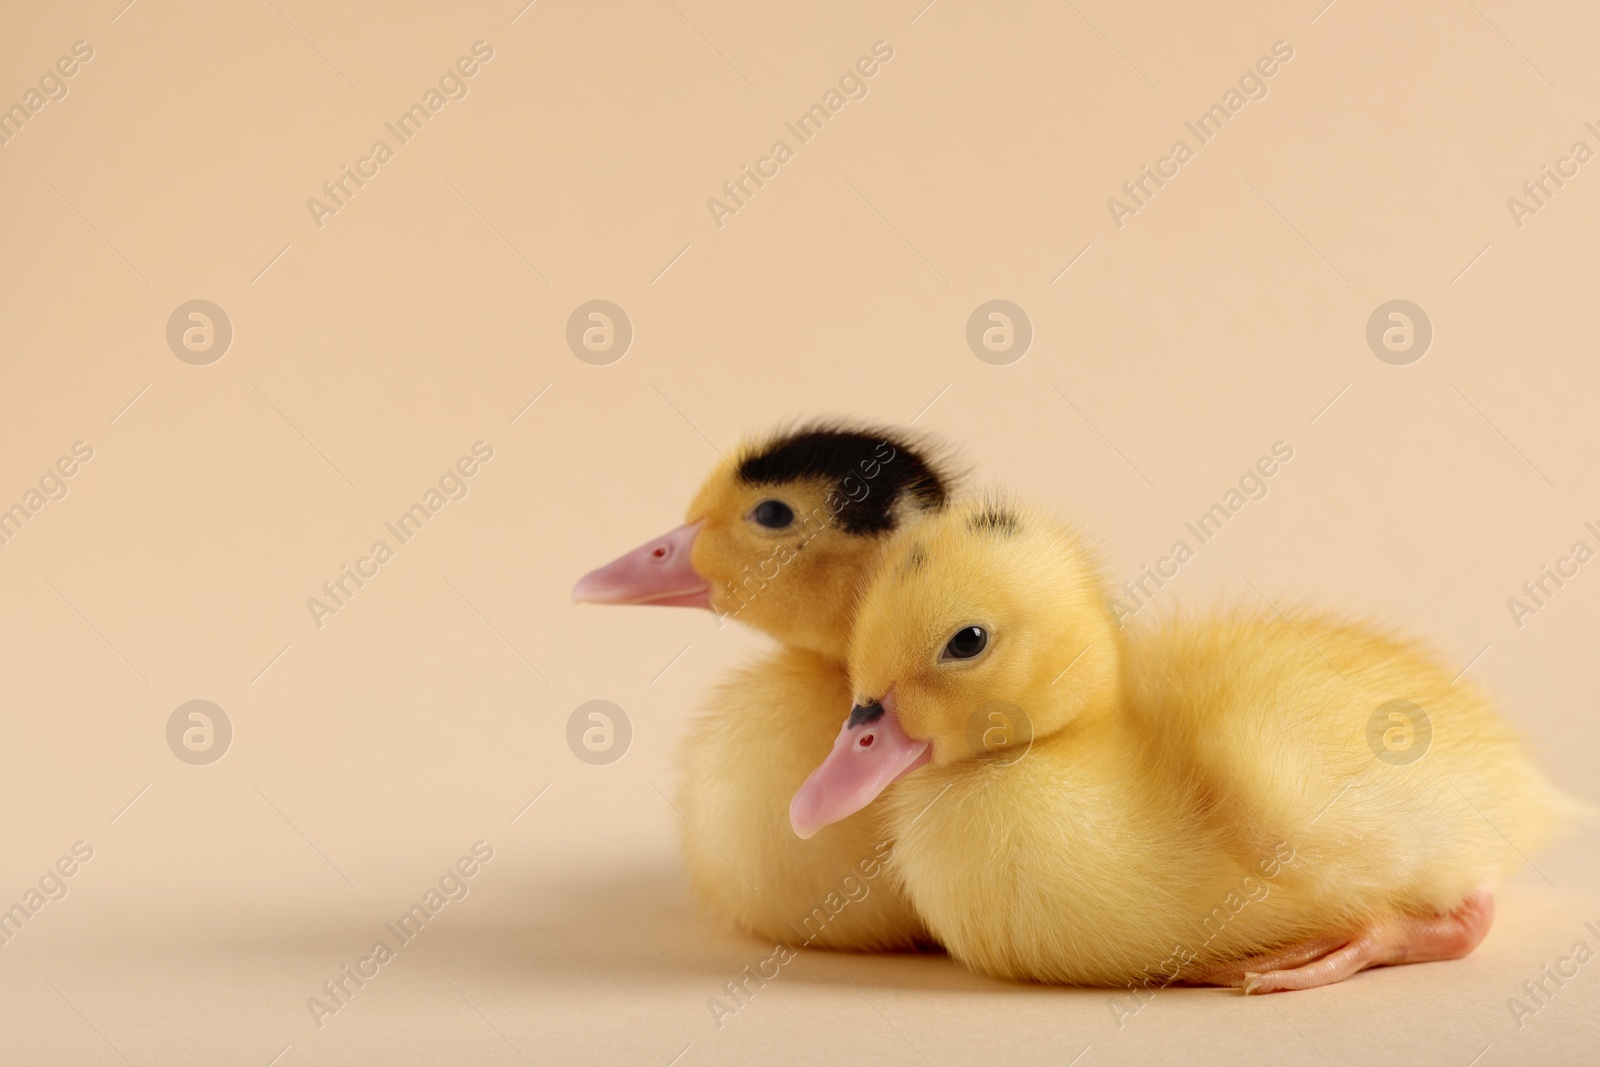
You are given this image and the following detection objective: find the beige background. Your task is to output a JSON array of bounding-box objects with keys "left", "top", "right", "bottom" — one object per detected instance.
[{"left": 2, "top": 0, "right": 1598, "bottom": 1063}]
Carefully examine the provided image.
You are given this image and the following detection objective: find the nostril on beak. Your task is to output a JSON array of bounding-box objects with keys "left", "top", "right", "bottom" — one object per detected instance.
[
  {"left": 651, "top": 546, "right": 668, "bottom": 560},
  {"left": 859, "top": 734, "right": 875, "bottom": 748}
]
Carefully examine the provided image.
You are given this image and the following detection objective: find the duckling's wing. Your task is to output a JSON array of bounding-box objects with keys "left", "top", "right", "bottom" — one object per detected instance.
[{"left": 1127, "top": 609, "right": 1573, "bottom": 918}]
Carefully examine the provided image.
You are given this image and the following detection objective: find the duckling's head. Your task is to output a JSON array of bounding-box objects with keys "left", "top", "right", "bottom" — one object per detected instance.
[
  {"left": 573, "top": 423, "right": 954, "bottom": 659},
  {"left": 790, "top": 497, "right": 1122, "bottom": 837}
]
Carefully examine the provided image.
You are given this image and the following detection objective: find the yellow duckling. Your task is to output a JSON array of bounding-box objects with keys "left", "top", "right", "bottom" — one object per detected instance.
[
  {"left": 575, "top": 423, "right": 954, "bottom": 950},
  {"left": 791, "top": 497, "right": 1579, "bottom": 991}
]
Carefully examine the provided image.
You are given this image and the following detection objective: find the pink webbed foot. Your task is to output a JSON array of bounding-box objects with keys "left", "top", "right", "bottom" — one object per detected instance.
[{"left": 1191, "top": 889, "right": 1494, "bottom": 995}]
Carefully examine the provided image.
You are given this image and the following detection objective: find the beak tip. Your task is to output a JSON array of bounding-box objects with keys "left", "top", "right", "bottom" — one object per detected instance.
[{"left": 788, "top": 799, "right": 817, "bottom": 840}]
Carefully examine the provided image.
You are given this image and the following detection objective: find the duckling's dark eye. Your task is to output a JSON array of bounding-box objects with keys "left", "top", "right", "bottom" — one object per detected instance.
[
  {"left": 942, "top": 626, "right": 988, "bottom": 661},
  {"left": 752, "top": 499, "right": 794, "bottom": 529}
]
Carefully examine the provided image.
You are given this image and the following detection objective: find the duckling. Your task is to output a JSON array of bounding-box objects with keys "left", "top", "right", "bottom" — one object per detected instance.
[
  {"left": 574, "top": 424, "right": 954, "bottom": 950},
  {"left": 790, "top": 497, "right": 1579, "bottom": 991}
]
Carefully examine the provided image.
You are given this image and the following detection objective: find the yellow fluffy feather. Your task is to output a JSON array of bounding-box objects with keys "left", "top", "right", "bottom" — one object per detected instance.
[
  {"left": 838, "top": 496, "right": 1580, "bottom": 988},
  {"left": 671, "top": 424, "right": 957, "bottom": 949}
]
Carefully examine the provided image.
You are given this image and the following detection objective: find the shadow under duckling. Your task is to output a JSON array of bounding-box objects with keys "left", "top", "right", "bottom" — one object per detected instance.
[
  {"left": 574, "top": 423, "right": 956, "bottom": 952},
  {"left": 790, "top": 497, "right": 1582, "bottom": 991}
]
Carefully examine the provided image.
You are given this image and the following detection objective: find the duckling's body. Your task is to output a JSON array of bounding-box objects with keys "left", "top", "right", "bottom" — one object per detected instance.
[
  {"left": 1129, "top": 612, "right": 1563, "bottom": 927},
  {"left": 680, "top": 646, "right": 924, "bottom": 950},
  {"left": 575, "top": 424, "right": 953, "bottom": 950},
  {"left": 794, "top": 499, "right": 1578, "bottom": 990},
  {"left": 887, "top": 608, "right": 1567, "bottom": 985},
  {"left": 885, "top": 714, "right": 1232, "bottom": 984}
]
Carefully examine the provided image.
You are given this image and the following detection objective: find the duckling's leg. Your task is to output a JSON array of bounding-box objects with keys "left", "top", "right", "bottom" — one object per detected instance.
[
  {"left": 1178, "top": 935, "right": 1349, "bottom": 987},
  {"left": 1235, "top": 889, "right": 1493, "bottom": 995}
]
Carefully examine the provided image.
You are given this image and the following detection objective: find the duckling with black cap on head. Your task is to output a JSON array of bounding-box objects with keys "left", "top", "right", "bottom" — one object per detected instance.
[{"left": 574, "top": 422, "right": 957, "bottom": 949}]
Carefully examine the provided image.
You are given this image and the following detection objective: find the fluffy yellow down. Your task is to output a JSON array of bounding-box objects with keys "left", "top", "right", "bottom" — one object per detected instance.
[
  {"left": 851, "top": 497, "right": 1582, "bottom": 984},
  {"left": 675, "top": 427, "right": 952, "bottom": 950}
]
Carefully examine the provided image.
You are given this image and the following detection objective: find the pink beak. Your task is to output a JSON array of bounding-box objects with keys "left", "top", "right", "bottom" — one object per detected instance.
[
  {"left": 789, "top": 692, "right": 930, "bottom": 839},
  {"left": 572, "top": 521, "right": 712, "bottom": 609}
]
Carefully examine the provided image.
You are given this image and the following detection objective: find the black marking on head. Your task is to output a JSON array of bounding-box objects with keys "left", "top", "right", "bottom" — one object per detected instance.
[
  {"left": 737, "top": 426, "right": 947, "bottom": 535},
  {"left": 898, "top": 543, "right": 929, "bottom": 578},
  {"left": 967, "top": 506, "right": 1019, "bottom": 535},
  {"left": 848, "top": 702, "right": 885, "bottom": 727}
]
